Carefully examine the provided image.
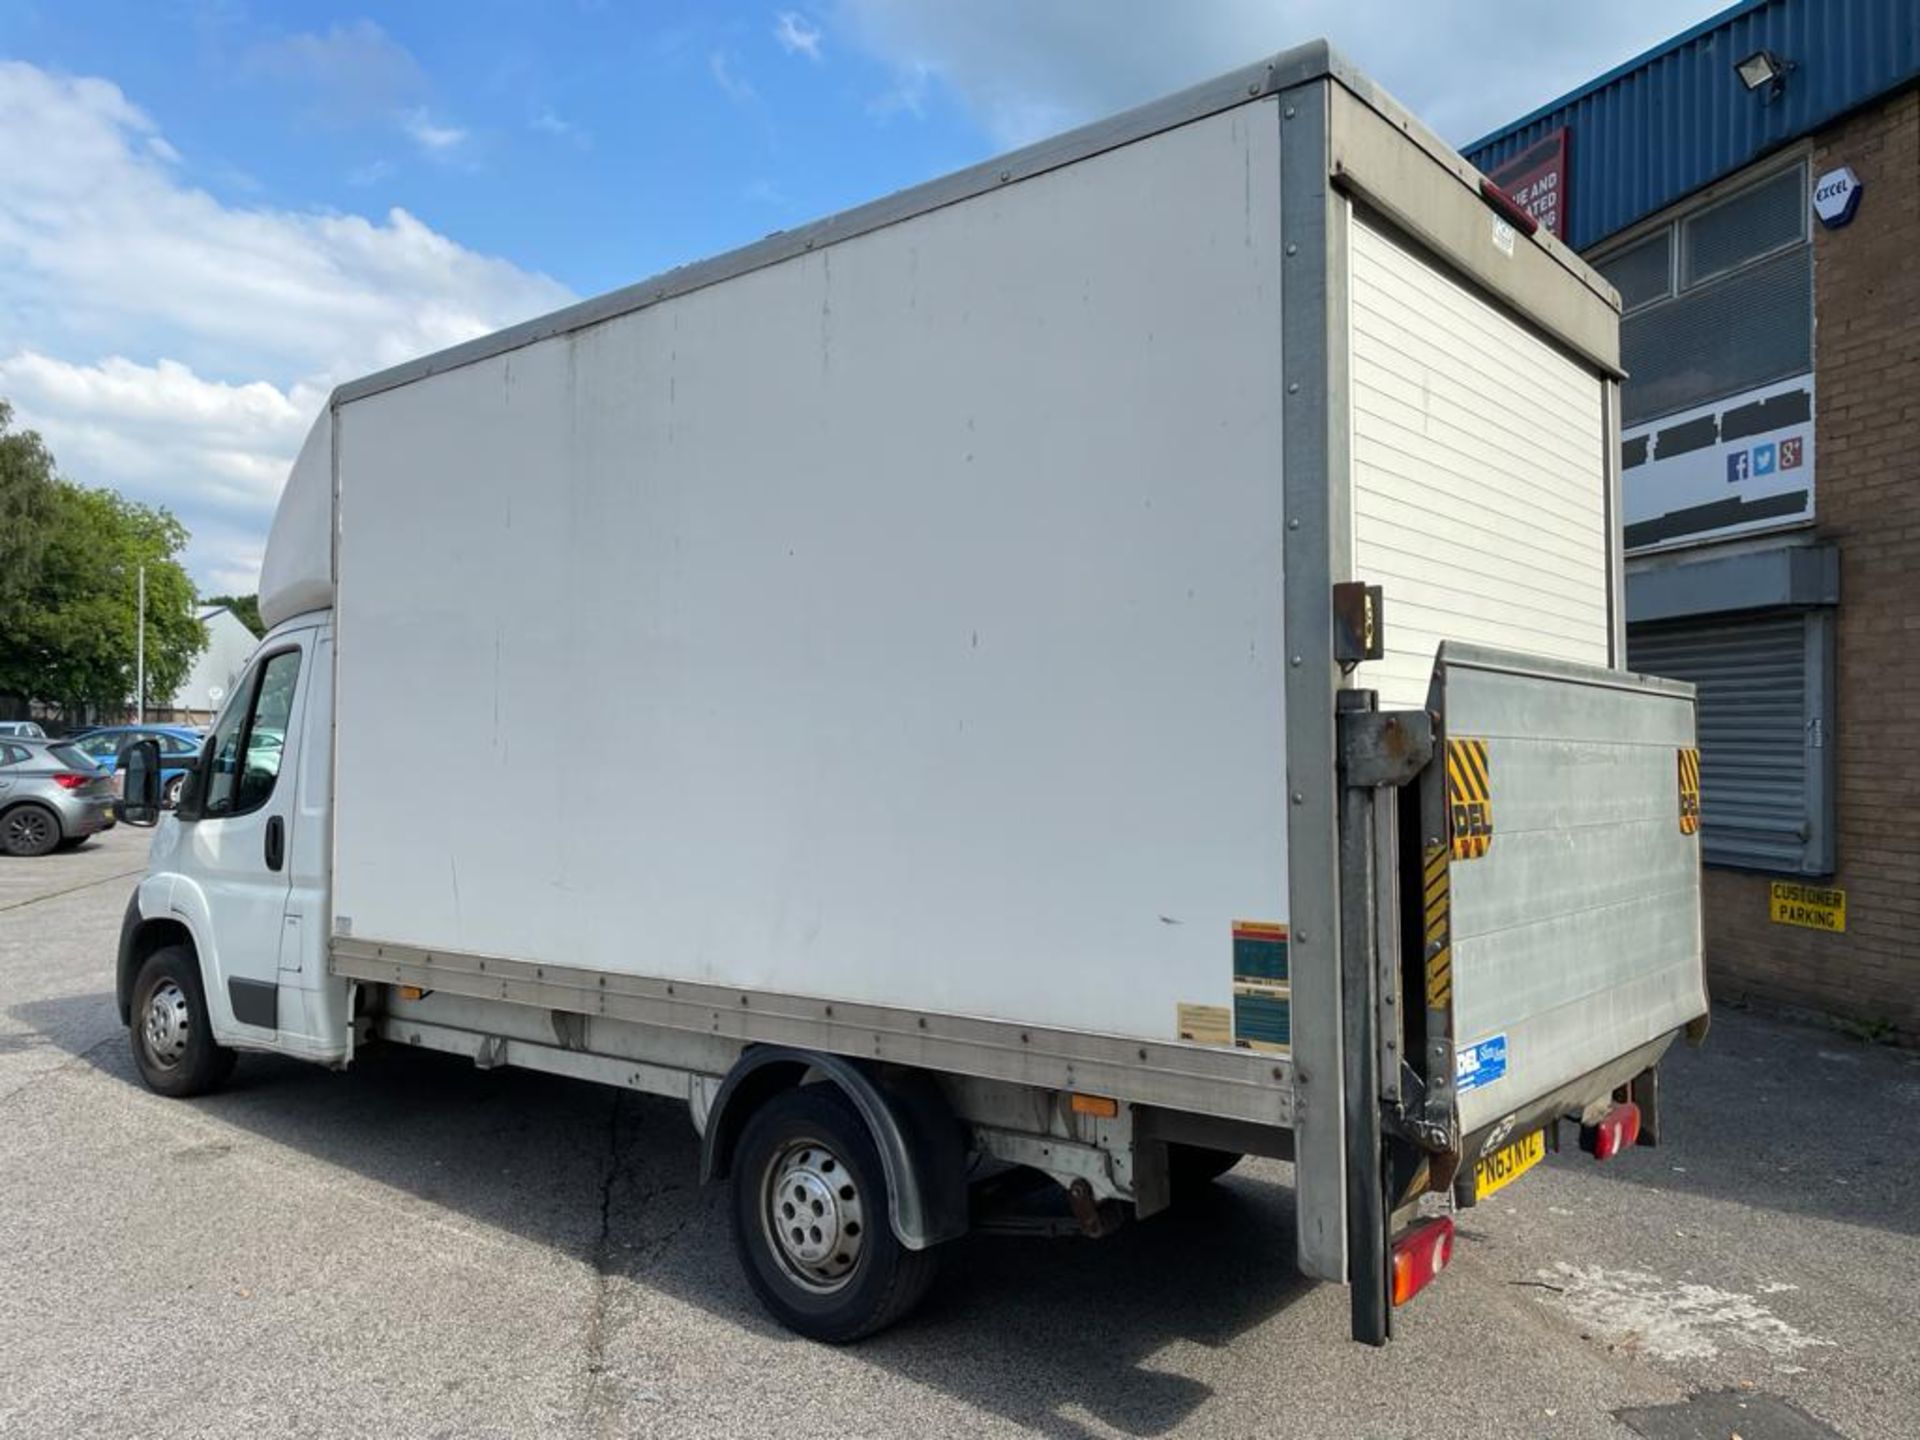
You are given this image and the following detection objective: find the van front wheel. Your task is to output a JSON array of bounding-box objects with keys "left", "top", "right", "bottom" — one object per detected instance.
[{"left": 130, "top": 946, "right": 236, "bottom": 1098}]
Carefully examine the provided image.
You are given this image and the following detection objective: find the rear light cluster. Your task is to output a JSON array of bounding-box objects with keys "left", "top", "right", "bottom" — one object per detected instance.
[
  {"left": 50, "top": 773, "right": 93, "bottom": 791},
  {"left": 1390, "top": 1216, "right": 1454, "bottom": 1307},
  {"left": 1580, "top": 1101, "right": 1642, "bottom": 1161}
]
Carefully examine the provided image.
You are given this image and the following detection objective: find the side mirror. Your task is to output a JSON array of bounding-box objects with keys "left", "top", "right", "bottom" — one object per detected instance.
[{"left": 114, "top": 738, "right": 163, "bottom": 827}]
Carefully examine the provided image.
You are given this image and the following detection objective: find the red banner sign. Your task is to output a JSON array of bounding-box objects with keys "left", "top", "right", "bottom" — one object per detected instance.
[{"left": 1486, "top": 129, "right": 1568, "bottom": 239}]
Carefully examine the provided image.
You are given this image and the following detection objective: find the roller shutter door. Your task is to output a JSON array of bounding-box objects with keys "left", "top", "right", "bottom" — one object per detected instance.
[
  {"left": 1628, "top": 613, "right": 1831, "bottom": 874},
  {"left": 1348, "top": 214, "right": 1613, "bottom": 710}
]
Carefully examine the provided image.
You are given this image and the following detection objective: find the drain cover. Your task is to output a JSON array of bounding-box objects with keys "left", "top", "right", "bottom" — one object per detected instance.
[{"left": 1616, "top": 1391, "right": 1848, "bottom": 1440}]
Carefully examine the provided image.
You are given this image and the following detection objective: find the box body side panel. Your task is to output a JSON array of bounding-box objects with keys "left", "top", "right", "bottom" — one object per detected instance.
[{"left": 332, "top": 103, "right": 1288, "bottom": 1043}]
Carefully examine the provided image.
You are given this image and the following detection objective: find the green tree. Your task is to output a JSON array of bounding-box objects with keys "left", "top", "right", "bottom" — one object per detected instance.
[
  {"left": 0, "top": 406, "right": 204, "bottom": 719},
  {"left": 204, "top": 592, "right": 265, "bottom": 638},
  {"left": 0, "top": 401, "right": 59, "bottom": 642}
]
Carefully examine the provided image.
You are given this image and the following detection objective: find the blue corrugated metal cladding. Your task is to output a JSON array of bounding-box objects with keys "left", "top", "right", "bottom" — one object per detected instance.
[{"left": 1464, "top": 0, "right": 1920, "bottom": 250}]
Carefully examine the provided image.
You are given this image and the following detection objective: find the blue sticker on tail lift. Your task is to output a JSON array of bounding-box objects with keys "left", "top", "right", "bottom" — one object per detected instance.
[{"left": 1456, "top": 1033, "right": 1509, "bottom": 1093}]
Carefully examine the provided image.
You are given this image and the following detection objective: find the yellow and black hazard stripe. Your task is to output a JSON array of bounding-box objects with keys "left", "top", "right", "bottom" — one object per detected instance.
[
  {"left": 1446, "top": 737, "right": 1493, "bottom": 861},
  {"left": 1422, "top": 840, "right": 1452, "bottom": 1010},
  {"left": 1678, "top": 747, "right": 1701, "bottom": 835}
]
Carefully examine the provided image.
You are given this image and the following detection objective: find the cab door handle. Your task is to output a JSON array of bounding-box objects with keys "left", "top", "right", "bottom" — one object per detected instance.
[{"left": 265, "top": 815, "right": 285, "bottom": 872}]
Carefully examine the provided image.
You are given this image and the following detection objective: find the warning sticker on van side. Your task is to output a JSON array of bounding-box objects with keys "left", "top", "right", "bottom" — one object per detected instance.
[
  {"left": 1456, "top": 1033, "right": 1509, "bottom": 1094},
  {"left": 1231, "top": 920, "right": 1288, "bottom": 984},
  {"left": 1229, "top": 920, "right": 1291, "bottom": 1054},
  {"left": 1177, "top": 1003, "right": 1233, "bottom": 1047}
]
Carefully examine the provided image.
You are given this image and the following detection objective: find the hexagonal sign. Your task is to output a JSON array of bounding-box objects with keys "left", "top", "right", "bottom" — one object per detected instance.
[{"left": 1813, "top": 165, "right": 1863, "bottom": 228}]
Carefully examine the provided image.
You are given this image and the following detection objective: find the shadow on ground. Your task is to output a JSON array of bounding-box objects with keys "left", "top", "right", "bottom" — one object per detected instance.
[
  {"left": 13, "top": 988, "right": 1315, "bottom": 1438},
  {"left": 1533, "top": 1006, "right": 1920, "bottom": 1239}
]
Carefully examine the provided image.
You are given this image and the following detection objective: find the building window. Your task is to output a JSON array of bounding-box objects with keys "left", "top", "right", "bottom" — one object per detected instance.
[
  {"left": 1628, "top": 609, "right": 1834, "bottom": 875},
  {"left": 1604, "top": 230, "right": 1671, "bottom": 313},
  {"left": 1595, "top": 161, "right": 1811, "bottom": 428}
]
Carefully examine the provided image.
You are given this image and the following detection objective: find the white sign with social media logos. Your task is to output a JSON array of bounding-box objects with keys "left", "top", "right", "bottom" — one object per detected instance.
[{"left": 1620, "top": 373, "right": 1816, "bottom": 553}]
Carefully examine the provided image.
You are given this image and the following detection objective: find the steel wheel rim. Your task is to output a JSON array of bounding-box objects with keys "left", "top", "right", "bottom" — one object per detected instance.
[
  {"left": 760, "top": 1135, "right": 866, "bottom": 1294},
  {"left": 5, "top": 810, "right": 51, "bottom": 850},
  {"left": 142, "top": 980, "right": 192, "bottom": 1069}
]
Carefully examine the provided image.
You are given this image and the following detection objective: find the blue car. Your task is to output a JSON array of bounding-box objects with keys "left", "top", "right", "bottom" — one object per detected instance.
[{"left": 68, "top": 725, "right": 204, "bottom": 807}]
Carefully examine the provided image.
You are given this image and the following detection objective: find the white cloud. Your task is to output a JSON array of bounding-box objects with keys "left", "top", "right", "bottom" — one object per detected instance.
[
  {"left": 0, "top": 60, "right": 574, "bottom": 592},
  {"left": 708, "top": 50, "right": 757, "bottom": 104},
  {"left": 401, "top": 106, "right": 469, "bottom": 159},
  {"left": 774, "top": 11, "right": 825, "bottom": 61},
  {"left": 531, "top": 107, "right": 591, "bottom": 149},
  {"left": 833, "top": 0, "right": 1728, "bottom": 148}
]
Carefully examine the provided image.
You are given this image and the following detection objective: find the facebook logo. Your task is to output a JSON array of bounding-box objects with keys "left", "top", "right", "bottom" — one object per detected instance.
[
  {"left": 1726, "top": 450, "right": 1750, "bottom": 482},
  {"left": 1752, "top": 442, "right": 1777, "bottom": 476}
]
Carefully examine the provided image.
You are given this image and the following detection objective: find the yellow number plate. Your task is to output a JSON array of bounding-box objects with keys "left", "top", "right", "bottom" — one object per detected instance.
[{"left": 1473, "top": 1128, "right": 1546, "bottom": 1200}]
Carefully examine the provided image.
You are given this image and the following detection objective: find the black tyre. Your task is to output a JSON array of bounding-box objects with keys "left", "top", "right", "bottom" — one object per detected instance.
[
  {"left": 129, "top": 946, "right": 237, "bottom": 1098},
  {"left": 1, "top": 803, "right": 61, "bottom": 857},
  {"left": 729, "top": 1085, "right": 939, "bottom": 1343},
  {"left": 162, "top": 774, "right": 184, "bottom": 808},
  {"left": 1167, "top": 1143, "right": 1242, "bottom": 1202}
]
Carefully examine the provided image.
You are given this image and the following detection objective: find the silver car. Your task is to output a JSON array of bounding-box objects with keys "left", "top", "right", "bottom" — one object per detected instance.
[{"left": 0, "top": 737, "right": 117, "bottom": 856}]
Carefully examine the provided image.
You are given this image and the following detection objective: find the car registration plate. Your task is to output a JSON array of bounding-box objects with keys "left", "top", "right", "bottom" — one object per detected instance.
[{"left": 1473, "top": 1128, "right": 1546, "bottom": 1200}]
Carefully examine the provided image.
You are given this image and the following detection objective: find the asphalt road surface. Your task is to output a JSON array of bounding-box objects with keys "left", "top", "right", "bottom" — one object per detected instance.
[{"left": 3, "top": 826, "right": 1915, "bottom": 1440}]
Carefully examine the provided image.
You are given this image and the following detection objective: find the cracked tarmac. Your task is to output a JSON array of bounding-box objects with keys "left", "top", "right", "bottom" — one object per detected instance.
[{"left": 2, "top": 827, "right": 1916, "bottom": 1439}]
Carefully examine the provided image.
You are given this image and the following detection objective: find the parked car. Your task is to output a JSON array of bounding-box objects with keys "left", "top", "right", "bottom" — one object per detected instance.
[
  {"left": 0, "top": 721, "right": 47, "bottom": 739},
  {"left": 0, "top": 738, "right": 116, "bottom": 856},
  {"left": 67, "top": 725, "right": 203, "bottom": 807}
]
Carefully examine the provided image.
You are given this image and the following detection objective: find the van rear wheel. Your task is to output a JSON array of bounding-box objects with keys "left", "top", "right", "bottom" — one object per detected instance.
[
  {"left": 130, "top": 946, "right": 236, "bottom": 1098},
  {"left": 729, "top": 1085, "right": 939, "bottom": 1343}
]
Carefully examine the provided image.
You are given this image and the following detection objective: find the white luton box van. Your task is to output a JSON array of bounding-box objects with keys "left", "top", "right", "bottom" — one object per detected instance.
[{"left": 112, "top": 42, "right": 1708, "bottom": 1344}]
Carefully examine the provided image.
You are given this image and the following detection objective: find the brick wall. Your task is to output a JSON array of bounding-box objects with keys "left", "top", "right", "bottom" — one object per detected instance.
[{"left": 1701, "top": 87, "right": 1920, "bottom": 1043}]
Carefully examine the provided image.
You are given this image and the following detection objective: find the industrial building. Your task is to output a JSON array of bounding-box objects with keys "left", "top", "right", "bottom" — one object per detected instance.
[{"left": 1466, "top": 0, "right": 1919, "bottom": 1040}]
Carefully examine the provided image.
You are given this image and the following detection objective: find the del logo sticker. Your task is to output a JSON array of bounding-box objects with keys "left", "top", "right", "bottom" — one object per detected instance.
[
  {"left": 1456, "top": 1032, "right": 1509, "bottom": 1094},
  {"left": 1446, "top": 737, "right": 1493, "bottom": 860}
]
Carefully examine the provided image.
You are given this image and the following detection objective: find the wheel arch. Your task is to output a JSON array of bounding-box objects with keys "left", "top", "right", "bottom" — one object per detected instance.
[
  {"left": 115, "top": 891, "right": 198, "bottom": 1026},
  {"left": 700, "top": 1047, "right": 968, "bottom": 1251}
]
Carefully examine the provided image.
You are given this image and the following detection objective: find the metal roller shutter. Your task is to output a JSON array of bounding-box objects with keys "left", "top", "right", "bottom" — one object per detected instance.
[
  {"left": 1347, "top": 213, "right": 1612, "bottom": 709},
  {"left": 1628, "top": 614, "right": 1832, "bottom": 874}
]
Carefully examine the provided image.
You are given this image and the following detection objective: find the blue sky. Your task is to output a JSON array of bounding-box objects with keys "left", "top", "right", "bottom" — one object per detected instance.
[{"left": 0, "top": 1, "right": 1724, "bottom": 592}]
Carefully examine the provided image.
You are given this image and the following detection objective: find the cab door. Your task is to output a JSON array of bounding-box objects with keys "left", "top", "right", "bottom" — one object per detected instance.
[{"left": 186, "top": 632, "right": 310, "bottom": 1045}]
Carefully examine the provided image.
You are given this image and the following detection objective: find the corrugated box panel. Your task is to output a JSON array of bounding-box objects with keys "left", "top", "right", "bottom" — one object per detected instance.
[
  {"left": 1348, "top": 215, "right": 1612, "bottom": 708},
  {"left": 1464, "top": 0, "right": 1920, "bottom": 250}
]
